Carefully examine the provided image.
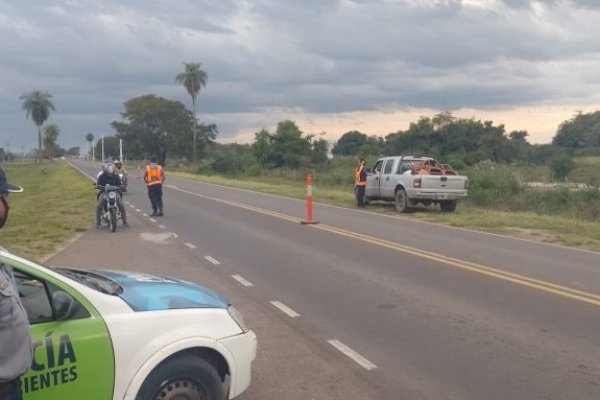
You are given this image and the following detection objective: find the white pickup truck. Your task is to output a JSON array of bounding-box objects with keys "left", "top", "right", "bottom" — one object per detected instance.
[{"left": 364, "top": 155, "right": 468, "bottom": 212}]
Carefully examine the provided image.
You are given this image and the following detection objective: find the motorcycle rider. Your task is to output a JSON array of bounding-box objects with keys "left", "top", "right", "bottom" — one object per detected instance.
[
  {"left": 114, "top": 160, "right": 128, "bottom": 191},
  {"left": 114, "top": 161, "right": 127, "bottom": 179},
  {"left": 95, "top": 163, "right": 128, "bottom": 229}
]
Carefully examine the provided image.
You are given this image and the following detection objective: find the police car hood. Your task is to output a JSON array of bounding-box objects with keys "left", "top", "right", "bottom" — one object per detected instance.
[{"left": 88, "top": 269, "right": 230, "bottom": 312}]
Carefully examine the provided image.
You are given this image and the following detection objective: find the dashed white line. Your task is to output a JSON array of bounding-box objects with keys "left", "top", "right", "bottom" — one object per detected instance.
[
  {"left": 327, "top": 340, "right": 377, "bottom": 371},
  {"left": 232, "top": 275, "right": 253, "bottom": 287},
  {"left": 136, "top": 208, "right": 142, "bottom": 212},
  {"left": 129, "top": 204, "right": 135, "bottom": 208},
  {"left": 142, "top": 213, "right": 148, "bottom": 217},
  {"left": 185, "top": 243, "right": 197, "bottom": 249},
  {"left": 204, "top": 256, "right": 221, "bottom": 265},
  {"left": 270, "top": 301, "right": 300, "bottom": 318},
  {"left": 158, "top": 224, "right": 166, "bottom": 229},
  {"left": 149, "top": 218, "right": 156, "bottom": 222}
]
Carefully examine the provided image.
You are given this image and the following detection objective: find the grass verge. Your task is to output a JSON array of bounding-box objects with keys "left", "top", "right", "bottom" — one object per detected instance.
[{"left": 0, "top": 162, "right": 94, "bottom": 261}]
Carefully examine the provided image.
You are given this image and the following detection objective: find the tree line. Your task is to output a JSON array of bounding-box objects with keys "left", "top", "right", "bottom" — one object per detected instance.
[
  {"left": 200, "top": 110, "right": 600, "bottom": 177},
  {"left": 16, "top": 60, "right": 600, "bottom": 174}
]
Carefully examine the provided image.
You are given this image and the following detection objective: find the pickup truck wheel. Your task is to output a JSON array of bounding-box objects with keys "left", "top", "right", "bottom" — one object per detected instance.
[
  {"left": 440, "top": 200, "right": 457, "bottom": 212},
  {"left": 394, "top": 189, "right": 410, "bottom": 213}
]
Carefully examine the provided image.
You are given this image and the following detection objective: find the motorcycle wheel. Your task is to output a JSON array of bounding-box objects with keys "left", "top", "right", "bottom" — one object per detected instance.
[{"left": 110, "top": 209, "right": 117, "bottom": 232}]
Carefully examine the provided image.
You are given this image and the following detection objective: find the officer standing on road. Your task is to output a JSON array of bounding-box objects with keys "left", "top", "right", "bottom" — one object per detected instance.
[
  {"left": 143, "top": 156, "right": 165, "bottom": 216},
  {"left": 355, "top": 158, "right": 367, "bottom": 208},
  {"left": 0, "top": 167, "right": 32, "bottom": 400}
]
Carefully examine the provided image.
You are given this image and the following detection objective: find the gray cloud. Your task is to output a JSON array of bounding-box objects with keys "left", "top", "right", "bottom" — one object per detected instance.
[{"left": 2, "top": 0, "right": 600, "bottom": 150}]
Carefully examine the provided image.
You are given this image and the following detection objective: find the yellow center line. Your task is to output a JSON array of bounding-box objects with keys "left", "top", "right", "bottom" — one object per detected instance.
[{"left": 170, "top": 185, "right": 600, "bottom": 307}]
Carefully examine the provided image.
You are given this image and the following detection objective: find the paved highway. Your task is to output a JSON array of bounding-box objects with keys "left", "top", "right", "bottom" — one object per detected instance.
[{"left": 58, "top": 160, "right": 600, "bottom": 399}]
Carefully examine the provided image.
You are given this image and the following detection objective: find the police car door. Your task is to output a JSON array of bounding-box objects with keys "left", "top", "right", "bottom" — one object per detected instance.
[{"left": 6, "top": 260, "right": 115, "bottom": 400}]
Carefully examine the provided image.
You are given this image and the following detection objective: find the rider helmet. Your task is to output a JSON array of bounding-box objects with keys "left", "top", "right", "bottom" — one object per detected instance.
[
  {"left": 106, "top": 163, "right": 116, "bottom": 175},
  {"left": 114, "top": 161, "right": 122, "bottom": 169}
]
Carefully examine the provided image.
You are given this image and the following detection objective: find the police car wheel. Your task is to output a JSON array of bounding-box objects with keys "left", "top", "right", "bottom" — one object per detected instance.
[{"left": 137, "top": 355, "right": 224, "bottom": 400}]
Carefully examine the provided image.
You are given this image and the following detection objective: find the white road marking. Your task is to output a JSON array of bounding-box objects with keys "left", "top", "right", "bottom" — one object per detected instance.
[
  {"left": 136, "top": 209, "right": 142, "bottom": 212},
  {"left": 158, "top": 224, "right": 166, "bottom": 229},
  {"left": 185, "top": 243, "right": 197, "bottom": 249},
  {"left": 204, "top": 256, "right": 221, "bottom": 265},
  {"left": 139, "top": 232, "right": 179, "bottom": 244},
  {"left": 270, "top": 301, "right": 300, "bottom": 318},
  {"left": 142, "top": 213, "right": 148, "bottom": 217},
  {"left": 327, "top": 340, "right": 377, "bottom": 371},
  {"left": 129, "top": 204, "right": 135, "bottom": 208},
  {"left": 149, "top": 218, "right": 156, "bottom": 222},
  {"left": 232, "top": 275, "right": 253, "bottom": 287}
]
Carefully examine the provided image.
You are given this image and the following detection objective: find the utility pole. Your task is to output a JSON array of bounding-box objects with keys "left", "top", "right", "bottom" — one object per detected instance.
[
  {"left": 101, "top": 135, "right": 105, "bottom": 163},
  {"left": 92, "top": 140, "right": 96, "bottom": 161},
  {"left": 119, "top": 139, "right": 123, "bottom": 162}
]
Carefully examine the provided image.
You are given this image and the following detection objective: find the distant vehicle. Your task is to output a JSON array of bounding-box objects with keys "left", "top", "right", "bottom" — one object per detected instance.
[
  {"left": 365, "top": 155, "right": 468, "bottom": 212},
  {"left": 1, "top": 249, "right": 256, "bottom": 400}
]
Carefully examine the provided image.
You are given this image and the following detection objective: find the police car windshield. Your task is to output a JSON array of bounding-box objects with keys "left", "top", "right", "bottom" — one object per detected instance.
[{"left": 55, "top": 268, "right": 123, "bottom": 295}]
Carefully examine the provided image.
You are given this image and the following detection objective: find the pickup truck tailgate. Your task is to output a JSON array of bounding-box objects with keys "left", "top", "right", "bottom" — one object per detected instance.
[{"left": 421, "top": 175, "right": 466, "bottom": 191}]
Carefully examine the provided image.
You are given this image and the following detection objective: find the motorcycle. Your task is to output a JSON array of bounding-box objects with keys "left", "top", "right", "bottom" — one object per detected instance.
[{"left": 96, "top": 184, "right": 124, "bottom": 232}]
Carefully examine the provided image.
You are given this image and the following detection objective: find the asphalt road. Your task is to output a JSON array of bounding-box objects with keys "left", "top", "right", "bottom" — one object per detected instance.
[{"left": 51, "top": 160, "right": 600, "bottom": 400}]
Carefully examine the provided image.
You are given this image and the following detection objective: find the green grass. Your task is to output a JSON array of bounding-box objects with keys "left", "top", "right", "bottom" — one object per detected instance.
[{"left": 0, "top": 162, "right": 94, "bottom": 261}]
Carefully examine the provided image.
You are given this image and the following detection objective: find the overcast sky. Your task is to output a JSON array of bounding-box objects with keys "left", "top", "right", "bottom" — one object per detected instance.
[{"left": 2, "top": 0, "right": 600, "bottom": 153}]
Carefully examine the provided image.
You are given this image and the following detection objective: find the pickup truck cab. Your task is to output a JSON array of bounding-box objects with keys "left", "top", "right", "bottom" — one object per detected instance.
[{"left": 365, "top": 156, "right": 468, "bottom": 212}]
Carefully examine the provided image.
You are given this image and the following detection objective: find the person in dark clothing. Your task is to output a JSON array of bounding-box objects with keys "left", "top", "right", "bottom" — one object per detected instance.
[
  {"left": 0, "top": 167, "right": 31, "bottom": 400},
  {"left": 143, "top": 156, "right": 165, "bottom": 216},
  {"left": 95, "top": 163, "right": 128, "bottom": 228},
  {"left": 355, "top": 158, "right": 367, "bottom": 208}
]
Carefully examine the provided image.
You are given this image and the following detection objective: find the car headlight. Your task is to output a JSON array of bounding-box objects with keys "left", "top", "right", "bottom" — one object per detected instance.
[{"left": 228, "top": 306, "right": 249, "bottom": 333}]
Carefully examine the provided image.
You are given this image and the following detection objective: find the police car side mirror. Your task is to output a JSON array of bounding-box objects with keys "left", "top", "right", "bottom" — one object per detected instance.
[{"left": 52, "top": 291, "right": 75, "bottom": 321}]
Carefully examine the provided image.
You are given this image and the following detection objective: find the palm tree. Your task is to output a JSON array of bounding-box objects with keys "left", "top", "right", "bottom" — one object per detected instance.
[
  {"left": 85, "top": 132, "right": 94, "bottom": 159},
  {"left": 20, "top": 90, "right": 55, "bottom": 161},
  {"left": 176, "top": 62, "right": 207, "bottom": 163},
  {"left": 43, "top": 124, "right": 60, "bottom": 162}
]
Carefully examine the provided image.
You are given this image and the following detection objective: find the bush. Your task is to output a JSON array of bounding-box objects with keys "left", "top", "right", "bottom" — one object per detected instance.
[
  {"left": 549, "top": 156, "right": 575, "bottom": 181},
  {"left": 465, "top": 162, "right": 522, "bottom": 209}
]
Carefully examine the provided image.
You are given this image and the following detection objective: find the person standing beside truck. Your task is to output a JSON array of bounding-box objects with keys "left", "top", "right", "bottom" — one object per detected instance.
[
  {"left": 0, "top": 167, "right": 31, "bottom": 400},
  {"left": 355, "top": 158, "right": 367, "bottom": 208}
]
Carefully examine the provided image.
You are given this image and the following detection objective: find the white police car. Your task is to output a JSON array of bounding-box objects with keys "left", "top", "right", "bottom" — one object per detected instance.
[{"left": 1, "top": 249, "right": 256, "bottom": 400}]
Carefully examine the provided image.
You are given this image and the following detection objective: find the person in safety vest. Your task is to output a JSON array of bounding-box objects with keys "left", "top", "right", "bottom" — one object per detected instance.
[
  {"left": 143, "top": 156, "right": 165, "bottom": 216},
  {"left": 355, "top": 158, "right": 367, "bottom": 208}
]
